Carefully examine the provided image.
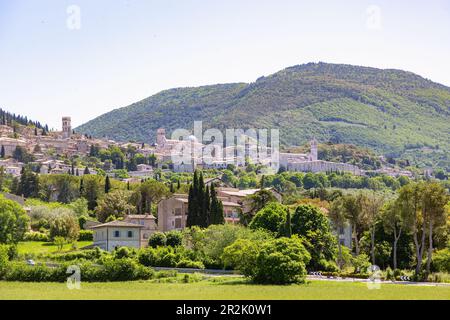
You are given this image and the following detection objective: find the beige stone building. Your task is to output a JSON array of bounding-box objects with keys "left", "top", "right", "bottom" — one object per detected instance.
[
  {"left": 157, "top": 187, "right": 281, "bottom": 232},
  {"left": 91, "top": 220, "right": 143, "bottom": 251},
  {"left": 123, "top": 214, "right": 157, "bottom": 247}
]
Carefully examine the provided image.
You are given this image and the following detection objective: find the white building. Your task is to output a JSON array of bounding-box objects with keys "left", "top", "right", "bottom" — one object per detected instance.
[{"left": 90, "top": 220, "right": 143, "bottom": 251}]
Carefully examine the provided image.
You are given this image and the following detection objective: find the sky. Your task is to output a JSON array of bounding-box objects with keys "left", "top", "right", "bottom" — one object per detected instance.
[{"left": 1, "top": 0, "right": 450, "bottom": 130}]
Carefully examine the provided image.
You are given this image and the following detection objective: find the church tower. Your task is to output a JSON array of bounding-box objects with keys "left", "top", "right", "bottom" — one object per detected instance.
[
  {"left": 310, "top": 138, "right": 318, "bottom": 161},
  {"left": 156, "top": 128, "right": 167, "bottom": 147},
  {"left": 62, "top": 116, "right": 72, "bottom": 139}
]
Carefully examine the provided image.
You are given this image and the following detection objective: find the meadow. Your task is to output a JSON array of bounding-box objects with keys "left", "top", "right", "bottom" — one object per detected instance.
[
  {"left": 17, "top": 241, "right": 93, "bottom": 255},
  {"left": 1, "top": 278, "right": 449, "bottom": 300}
]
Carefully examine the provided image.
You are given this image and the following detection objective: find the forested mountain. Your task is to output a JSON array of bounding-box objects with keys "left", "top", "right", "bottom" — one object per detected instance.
[{"left": 76, "top": 62, "right": 450, "bottom": 168}]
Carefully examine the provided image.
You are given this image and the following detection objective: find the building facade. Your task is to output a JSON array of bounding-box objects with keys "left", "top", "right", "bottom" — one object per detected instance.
[{"left": 91, "top": 220, "right": 143, "bottom": 251}]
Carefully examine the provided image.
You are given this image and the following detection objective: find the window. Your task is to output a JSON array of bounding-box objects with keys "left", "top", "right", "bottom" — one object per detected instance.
[
  {"left": 114, "top": 230, "right": 120, "bottom": 238},
  {"left": 339, "top": 226, "right": 345, "bottom": 235},
  {"left": 175, "top": 218, "right": 182, "bottom": 228},
  {"left": 174, "top": 208, "right": 182, "bottom": 216},
  {"left": 127, "top": 230, "right": 133, "bottom": 238}
]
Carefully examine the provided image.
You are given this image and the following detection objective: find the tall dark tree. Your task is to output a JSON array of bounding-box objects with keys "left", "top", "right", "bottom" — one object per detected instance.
[
  {"left": 16, "top": 166, "right": 39, "bottom": 198},
  {"left": 79, "top": 178, "right": 84, "bottom": 195},
  {"left": 105, "top": 175, "right": 111, "bottom": 194},
  {"left": 84, "top": 166, "right": 90, "bottom": 175},
  {"left": 186, "top": 171, "right": 200, "bottom": 227},
  {"left": 0, "top": 145, "right": 5, "bottom": 159},
  {"left": 209, "top": 184, "right": 224, "bottom": 225}
]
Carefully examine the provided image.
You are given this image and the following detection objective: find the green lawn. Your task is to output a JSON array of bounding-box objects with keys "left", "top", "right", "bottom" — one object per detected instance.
[
  {"left": 0, "top": 279, "right": 449, "bottom": 300},
  {"left": 17, "top": 241, "right": 93, "bottom": 255}
]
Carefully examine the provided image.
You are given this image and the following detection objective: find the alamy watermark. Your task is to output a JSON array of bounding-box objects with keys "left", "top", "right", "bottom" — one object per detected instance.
[
  {"left": 169, "top": 121, "right": 280, "bottom": 173},
  {"left": 66, "top": 265, "right": 81, "bottom": 290}
]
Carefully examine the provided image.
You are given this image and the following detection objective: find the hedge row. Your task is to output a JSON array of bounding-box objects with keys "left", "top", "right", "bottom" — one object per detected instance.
[{"left": 2, "top": 259, "right": 154, "bottom": 282}]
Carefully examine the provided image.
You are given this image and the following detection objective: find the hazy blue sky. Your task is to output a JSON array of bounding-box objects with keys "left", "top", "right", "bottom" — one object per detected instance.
[{"left": 1, "top": 0, "right": 450, "bottom": 129}]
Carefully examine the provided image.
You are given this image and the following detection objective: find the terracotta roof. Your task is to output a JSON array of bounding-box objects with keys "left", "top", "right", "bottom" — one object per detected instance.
[
  {"left": 125, "top": 214, "right": 156, "bottom": 220},
  {"left": 221, "top": 201, "right": 241, "bottom": 207},
  {"left": 90, "top": 220, "right": 144, "bottom": 229}
]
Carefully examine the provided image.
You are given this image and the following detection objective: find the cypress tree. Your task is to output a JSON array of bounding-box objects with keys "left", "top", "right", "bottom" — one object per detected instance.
[
  {"left": 105, "top": 175, "right": 111, "bottom": 193},
  {"left": 170, "top": 183, "right": 174, "bottom": 193},
  {"left": 186, "top": 184, "right": 197, "bottom": 227},
  {"left": 71, "top": 162, "right": 75, "bottom": 175},
  {"left": 177, "top": 179, "right": 181, "bottom": 190},
  {"left": 0, "top": 145, "right": 5, "bottom": 159},
  {"left": 84, "top": 166, "right": 90, "bottom": 175},
  {"left": 79, "top": 178, "right": 84, "bottom": 195},
  {"left": 209, "top": 184, "right": 224, "bottom": 225},
  {"left": 202, "top": 185, "right": 211, "bottom": 227}
]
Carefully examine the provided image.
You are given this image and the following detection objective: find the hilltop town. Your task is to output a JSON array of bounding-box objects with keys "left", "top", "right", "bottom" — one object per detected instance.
[{"left": 1, "top": 115, "right": 416, "bottom": 183}]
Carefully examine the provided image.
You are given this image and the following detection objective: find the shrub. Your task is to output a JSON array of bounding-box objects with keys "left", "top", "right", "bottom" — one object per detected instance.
[
  {"left": 252, "top": 236, "right": 311, "bottom": 284},
  {"left": 4, "top": 262, "right": 68, "bottom": 282},
  {"left": 148, "top": 232, "right": 166, "bottom": 248},
  {"left": 175, "top": 260, "right": 205, "bottom": 269},
  {"left": 165, "top": 230, "right": 183, "bottom": 247},
  {"left": 48, "top": 209, "right": 80, "bottom": 241},
  {"left": 78, "top": 230, "right": 93, "bottom": 241},
  {"left": 432, "top": 248, "right": 450, "bottom": 273},
  {"left": 78, "top": 216, "right": 87, "bottom": 230},
  {"left": 351, "top": 253, "right": 371, "bottom": 273},
  {"left": 100, "top": 258, "right": 153, "bottom": 281},
  {"left": 23, "top": 231, "right": 49, "bottom": 242},
  {"left": 137, "top": 246, "right": 201, "bottom": 268},
  {"left": 249, "top": 202, "right": 287, "bottom": 234},
  {"left": 0, "top": 245, "right": 9, "bottom": 277},
  {"left": 48, "top": 248, "right": 105, "bottom": 262},
  {"left": 222, "top": 239, "right": 260, "bottom": 277},
  {"left": 4, "top": 259, "right": 154, "bottom": 282},
  {"left": 114, "top": 246, "right": 135, "bottom": 259}
]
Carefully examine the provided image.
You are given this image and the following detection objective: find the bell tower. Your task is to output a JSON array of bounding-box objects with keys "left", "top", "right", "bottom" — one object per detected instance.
[
  {"left": 310, "top": 138, "right": 318, "bottom": 161},
  {"left": 62, "top": 116, "right": 72, "bottom": 138}
]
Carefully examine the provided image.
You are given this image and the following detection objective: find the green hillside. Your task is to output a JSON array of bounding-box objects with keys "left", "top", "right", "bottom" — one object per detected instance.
[{"left": 76, "top": 62, "right": 450, "bottom": 168}]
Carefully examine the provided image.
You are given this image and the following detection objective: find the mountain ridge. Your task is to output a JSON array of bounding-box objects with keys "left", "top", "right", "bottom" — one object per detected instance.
[{"left": 76, "top": 62, "right": 450, "bottom": 168}]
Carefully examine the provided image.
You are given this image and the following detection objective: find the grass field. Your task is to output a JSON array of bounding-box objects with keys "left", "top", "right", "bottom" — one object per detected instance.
[
  {"left": 17, "top": 241, "right": 93, "bottom": 255},
  {"left": 1, "top": 279, "right": 449, "bottom": 300}
]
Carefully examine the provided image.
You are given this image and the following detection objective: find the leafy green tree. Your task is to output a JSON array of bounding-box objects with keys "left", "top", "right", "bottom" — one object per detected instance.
[
  {"left": 16, "top": 166, "right": 39, "bottom": 198},
  {"left": 291, "top": 204, "right": 338, "bottom": 270},
  {"left": 249, "top": 202, "right": 287, "bottom": 234},
  {"left": 422, "top": 182, "right": 448, "bottom": 275},
  {"left": 362, "top": 192, "right": 385, "bottom": 265},
  {"left": 382, "top": 200, "right": 406, "bottom": 270},
  {"left": 222, "top": 239, "right": 260, "bottom": 277},
  {"left": 165, "top": 230, "right": 183, "bottom": 247},
  {"left": 341, "top": 193, "right": 366, "bottom": 255},
  {"left": 12, "top": 146, "right": 34, "bottom": 163},
  {"left": 329, "top": 197, "right": 348, "bottom": 269},
  {"left": 279, "top": 208, "right": 292, "bottom": 238},
  {"left": 48, "top": 208, "right": 80, "bottom": 242},
  {"left": 253, "top": 236, "right": 311, "bottom": 284},
  {"left": 131, "top": 179, "right": 169, "bottom": 214},
  {"left": 0, "top": 195, "right": 30, "bottom": 243},
  {"left": 148, "top": 232, "right": 166, "bottom": 248},
  {"left": 82, "top": 175, "right": 102, "bottom": 211},
  {"left": 96, "top": 190, "right": 136, "bottom": 222}
]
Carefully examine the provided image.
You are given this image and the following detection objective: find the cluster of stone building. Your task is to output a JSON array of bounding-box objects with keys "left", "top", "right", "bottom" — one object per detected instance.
[
  {"left": 91, "top": 186, "right": 287, "bottom": 251},
  {"left": 90, "top": 184, "right": 353, "bottom": 252}
]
